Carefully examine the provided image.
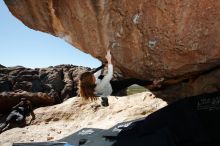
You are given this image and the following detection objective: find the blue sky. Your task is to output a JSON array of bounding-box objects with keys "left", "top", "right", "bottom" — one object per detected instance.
[{"left": 0, "top": 1, "right": 100, "bottom": 69}]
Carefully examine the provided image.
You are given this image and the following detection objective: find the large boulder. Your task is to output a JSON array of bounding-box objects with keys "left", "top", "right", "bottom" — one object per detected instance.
[{"left": 4, "top": 0, "right": 220, "bottom": 100}]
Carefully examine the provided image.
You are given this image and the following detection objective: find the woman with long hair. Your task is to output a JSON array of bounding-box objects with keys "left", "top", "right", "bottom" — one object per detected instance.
[{"left": 78, "top": 50, "right": 163, "bottom": 106}]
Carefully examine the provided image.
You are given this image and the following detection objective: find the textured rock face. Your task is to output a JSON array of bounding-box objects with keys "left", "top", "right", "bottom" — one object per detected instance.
[
  {"left": 0, "top": 65, "right": 89, "bottom": 112},
  {"left": 4, "top": 0, "right": 220, "bottom": 99}
]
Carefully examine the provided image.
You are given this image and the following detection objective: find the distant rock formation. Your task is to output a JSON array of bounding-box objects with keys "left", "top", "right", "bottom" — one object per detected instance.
[
  {"left": 0, "top": 64, "right": 6, "bottom": 68},
  {"left": 0, "top": 65, "right": 89, "bottom": 113},
  {"left": 4, "top": 0, "right": 220, "bottom": 100}
]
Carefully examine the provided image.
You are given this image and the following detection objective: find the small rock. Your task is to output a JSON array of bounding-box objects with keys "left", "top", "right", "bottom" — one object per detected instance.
[
  {"left": 47, "top": 136, "right": 54, "bottom": 141},
  {"left": 49, "top": 128, "right": 56, "bottom": 131},
  {"left": 53, "top": 118, "right": 59, "bottom": 121}
]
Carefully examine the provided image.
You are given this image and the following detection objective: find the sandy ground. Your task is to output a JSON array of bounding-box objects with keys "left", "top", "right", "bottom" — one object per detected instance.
[{"left": 0, "top": 92, "right": 167, "bottom": 146}]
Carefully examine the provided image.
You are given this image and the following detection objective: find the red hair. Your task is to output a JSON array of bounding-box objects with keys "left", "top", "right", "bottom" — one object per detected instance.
[{"left": 78, "top": 72, "right": 97, "bottom": 101}]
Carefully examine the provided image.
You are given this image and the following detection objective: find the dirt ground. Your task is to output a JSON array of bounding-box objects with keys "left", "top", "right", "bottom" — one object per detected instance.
[{"left": 0, "top": 92, "right": 167, "bottom": 146}]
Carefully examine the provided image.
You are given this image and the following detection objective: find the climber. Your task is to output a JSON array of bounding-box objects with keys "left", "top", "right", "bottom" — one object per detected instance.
[
  {"left": 0, "top": 97, "right": 35, "bottom": 133},
  {"left": 78, "top": 50, "right": 163, "bottom": 107}
]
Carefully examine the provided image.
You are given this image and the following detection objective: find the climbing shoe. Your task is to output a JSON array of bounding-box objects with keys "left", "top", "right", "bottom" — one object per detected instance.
[{"left": 101, "top": 97, "right": 109, "bottom": 107}]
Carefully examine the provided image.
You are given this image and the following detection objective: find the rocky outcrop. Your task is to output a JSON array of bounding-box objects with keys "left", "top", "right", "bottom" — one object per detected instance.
[
  {"left": 0, "top": 91, "right": 54, "bottom": 113},
  {"left": 0, "top": 65, "right": 89, "bottom": 113},
  {"left": 0, "top": 64, "right": 6, "bottom": 68},
  {"left": 4, "top": 0, "right": 220, "bottom": 100}
]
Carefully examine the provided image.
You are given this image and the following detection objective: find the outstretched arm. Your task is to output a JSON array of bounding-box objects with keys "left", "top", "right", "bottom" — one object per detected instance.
[
  {"left": 92, "top": 63, "right": 106, "bottom": 80},
  {"left": 96, "top": 50, "right": 113, "bottom": 88},
  {"left": 91, "top": 50, "right": 111, "bottom": 74},
  {"left": 105, "top": 50, "right": 112, "bottom": 65},
  {"left": 91, "top": 63, "right": 105, "bottom": 74}
]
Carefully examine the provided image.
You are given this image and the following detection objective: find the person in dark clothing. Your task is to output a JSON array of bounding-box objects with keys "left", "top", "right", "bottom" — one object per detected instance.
[
  {"left": 78, "top": 50, "right": 164, "bottom": 107},
  {"left": 0, "top": 98, "right": 35, "bottom": 133}
]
